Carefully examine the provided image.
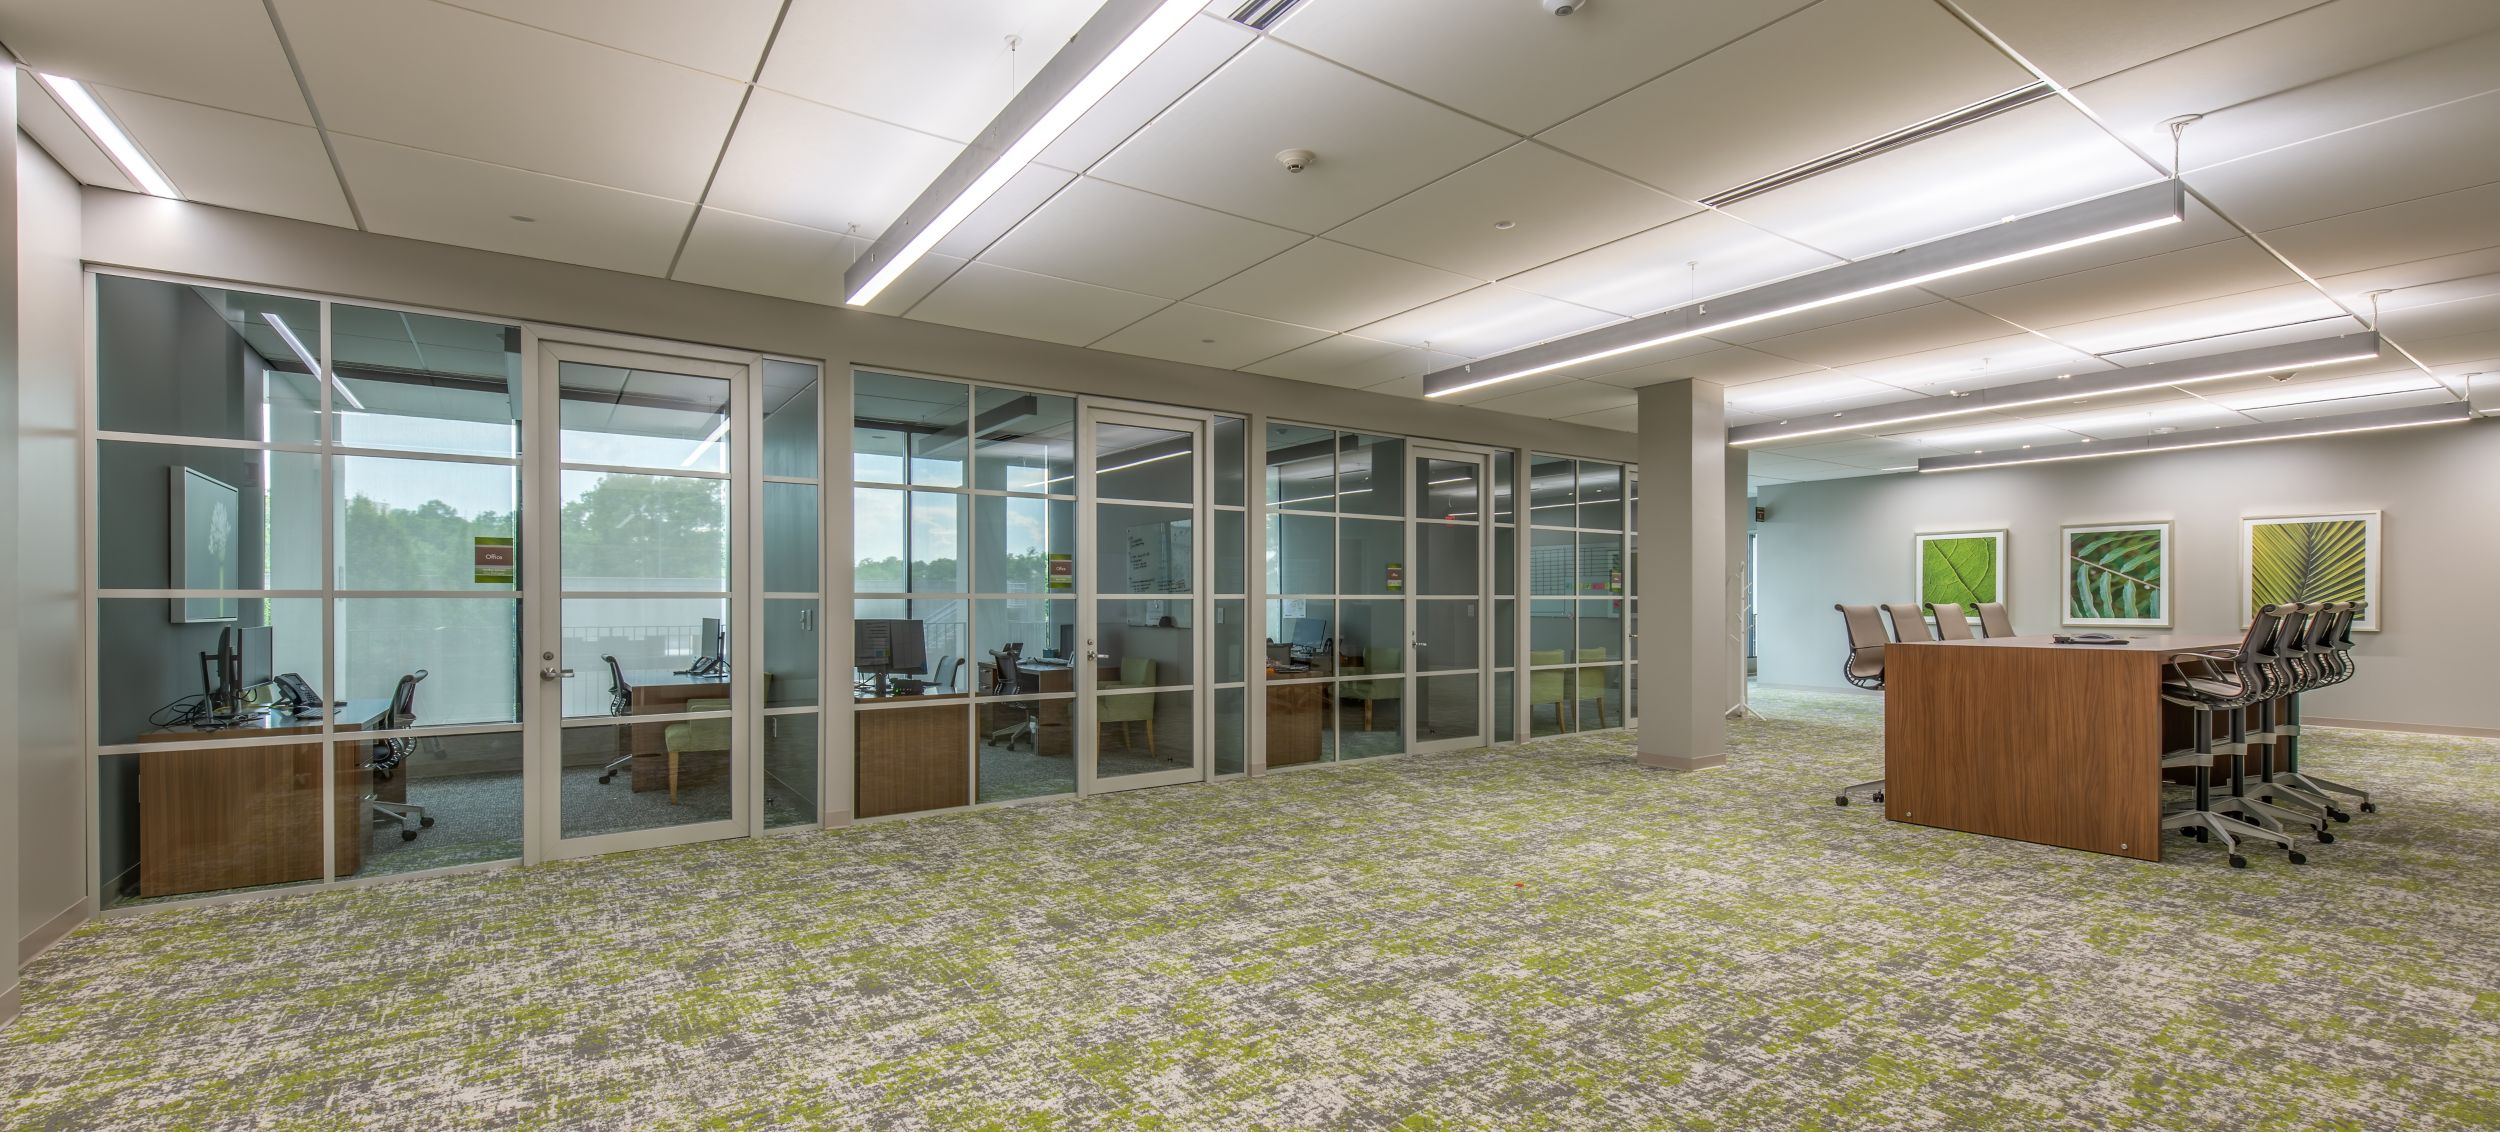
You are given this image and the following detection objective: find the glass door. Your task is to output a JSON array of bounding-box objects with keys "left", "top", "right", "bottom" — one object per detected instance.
[
  {"left": 1412, "top": 447, "right": 1491, "bottom": 751},
  {"left": 531, "top": 340, "right": 754, "bottom": 855},
  {"left": 1078, "top": 407, "right": 1205, "bottom": 794}
]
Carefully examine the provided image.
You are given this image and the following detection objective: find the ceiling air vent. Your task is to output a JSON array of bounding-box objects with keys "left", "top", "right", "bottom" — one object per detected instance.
[
  {"left": 1698, "top": 82, "right": 2058, "bottom": 209},
  {"left": 1230, "top": 0, "right": 1306, "bottom": 30}
]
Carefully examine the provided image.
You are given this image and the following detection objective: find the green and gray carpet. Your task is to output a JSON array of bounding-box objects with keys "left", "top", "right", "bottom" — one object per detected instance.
[{"left": 6, "top": 688, "right": 2497, "bottom": 1129}]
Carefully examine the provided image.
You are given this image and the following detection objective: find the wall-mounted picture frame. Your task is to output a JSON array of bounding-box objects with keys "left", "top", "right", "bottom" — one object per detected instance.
[
  {"left": 1914, "top": 529, "right": 2005, "bottom": 617},
  {"left": 170, "top": 466, "right": 240, "bottom": 624},
  {"left": 2244, "top": 511, "right": 2381, "bottom": 632},
  {"left": 2061, "top": 521, "right": 2172, "bottom": 628}
]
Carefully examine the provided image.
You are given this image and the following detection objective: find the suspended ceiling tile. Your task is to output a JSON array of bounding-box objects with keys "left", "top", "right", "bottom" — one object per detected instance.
[
  {"left": 907, "top": 261, "right": 1168, "bottom": 348},
  {"left": 760, "top": 0, "right": 1100, "bottom": 143},
  {"left": 1724, "top": 373, "right": 1923, "bottom": 417},
  {"left": 1271, "top": 0, "right": 1809, "bottom": 135},
  {"left": 2262, "top": 181, "right": 2500, "bottom": 280},
  {"left": 1743, "top": 451, "right": 1881, "bottom": 481},
  {"left": 1350, "top": 285, "right": 1618, "bottom": 358},
  {"left": 1502, "top": 209, "right": 1838, "bottom": 319},
  {"left": 1730, "top": 301, "right": 2016, "bottom": 368},
  {"left": 15, "top": 71, "right": 139, "bottom": 192},
  {"left": 2208, "top": 371, "right": 2446, "bottom": 411},
  {"left": 1828, "top": 335, "right": 2107, "bottom": 398},
  {"left": 707, "top": 87, "right": 966, "bottom": 238},
  {"left": 0, "top": 0, "right": 312, "bottom": 124},
  {"left": 672, "top": 207, "right": 867, "bottom": 306},
  {"left": 1683, "top": 285, "right": 1946, "bottom": 349},
  {"left": 1956, "top": 237, "right": 2306, "bottom": 330},
  {"left": 2041, "top": 283, "right": 2356, "bottom": 356},
  {"left": 2238, "top": 386, "right": 2460, "bottom": 421},
  {"left": 1240, "top": 334, "right": 1408, "bottom": 382},
  {"left": 2185, "top": 91, "right": 2500, "bottom": 233},
  {"left": 1038, "top": 14, "right": 1255, "bottom": 172},
  {"left": 2375, "top": 287, "right": 2500, "bottom": 342},
  {"left": 96, "top": 84, "right": 354, "bottom": 228},
  {"left": 1090, "top": 39, "right": 1513, "bottom": 234},
  {"left": 1772, "top": 436, "right": 1952, "bottom": 470},
  {"left": 273, "top": 0, "right": 742, "bottom": 200},
  {"left": 1189, "top": 240, "right": 1478, "bottom": 333},
  {"left": 1921, "top": 198, "right": 2247, "bottom": 299},
  {"left": 1539, "top": 0, "right": 2030, "bottom": 202},
  {"left": 2409, "top": 326, "right": 2500, "bottom": 366},
  {"left": 2018, "top": 397, "right": 2246, "bottom": 439},
  {"left": 1470, "top": 379, "right": 1638, "bottom": 421},
  {"left": 1090, "top": 304, "right": 1331, "bottom": 371},
  {"left": 1326, "top": 142, "right": 1695, "bottom": 281},
  {"left": 1720, "top": 100, "right": 2159, "bottom": 261},
  {"left": 332, "top": 135, "right": 693, "bottom": 277},
  {"left": 1590, "top": 345, "right": 1823, "bottom": 390},
  {"left": 982, "top": 178, "right": 1305, "bottom": 299},
  {"left": 1559, "top": 404, "right": 1639, "bottom": 433},
  {"left": 1953, "top": 0, "right": 2318, "bottom": 86},
  {"left": 930, "top": 163, "right": 1080, "bottom": 260},
  {"left": 1892, "top": 417, "right": 2086, "bottom": 451},
  {"left": 436, "top": 0, "right": 785, "bottom": 80}
]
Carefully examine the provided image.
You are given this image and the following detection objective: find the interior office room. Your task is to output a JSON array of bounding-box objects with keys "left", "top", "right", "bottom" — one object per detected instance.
[{"left": 1, "top": 0, "right": 2496, "bottom": 1128}]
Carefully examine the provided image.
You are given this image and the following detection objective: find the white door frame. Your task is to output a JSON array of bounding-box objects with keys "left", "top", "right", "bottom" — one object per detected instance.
[
  {"left": 1075, "top": 404, "right": 1208, "bottom": 795},
  {"left": 1408, "top": 444, "right": 1494, "bottom": 753}
]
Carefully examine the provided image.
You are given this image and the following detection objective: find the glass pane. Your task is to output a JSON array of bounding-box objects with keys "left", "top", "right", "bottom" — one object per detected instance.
[
  {"left": 560, "top": 472, "right": 727, "bottom": 591},
  {"left": 1266, "top": 423, "right": 1334, "bottom": 512},
  {"left": 338, "top": 598, "right": 520, "bottom": 726},
  {"left": 761, "top": 361, "right": 821, "bottom": 480},
  {"left": 337, "top": 455, "right": 517, "bottom": 592},
  {"left": 1580, "top": 532, "right": 1624, "bottom": 596},
  {"left": 559, "top": 597, "right": 732, "bottom": 719},
  {"left": 1339, "top": 599, "right": 1401, "bottom": 675},
  {"left": 1265, "top": 599, "right": 1335, "bottom": 679},
  {"left": 1418, "top": 457, "right": 1480, "bottom": 521},
  {"left": 1494, "top": 671, "right": 1515, "bottom": 742},
  {"left": 1530, "top": 529, "right": 1575, "bottom": 596},
  {"left": 1213, "top": 416, "right": 1247, "bottom": 507},
  {"left": 1339, "top": 674, "right": 1402, "bottom": 759},
  {"left": 561, "top": 718, "right": 733, "bottom": 836},
  {"left": 974, "top": 598, "right": 1078, "bottom": 688},
  {"left": 978, "top": 698, "right": 1075, "bottom": 801},
  {"left": 973, "top": 387, "right": 1073, "bottom": 493},
  {"left": 1214, "top": 599, "right": 1247, "bottom": 685},
  {"left": 1528, "top": 665, "right": 1569, "bottom": 737},
  {"left": 1630, "top": 600, "right": 1640, "bottom": 662},
  {"left": 559, "top": 362, "right": 729, "bottom": 472},
  {"left": 1267, "top": 682, "right": 1333, "bottom": 766},
  {"left": 1214, "top": 509, "right": 1246, "bottom": 595},
  {"left": 1578, "top": 461, "right": 1625, "bottom": 530},
  {"left": 1495, "top": 598, "right": 1516, "bottom": 669},
  {"left": 98, "top": 750, "right": 319, "bottom": 907},
  {"left": 1338, "top": 517, "right": 1403, "bottom": 597},
  {"left": 764, "top": 599, "right": 820, "bottom": 707},
  {"left": 1579, "top": 600, "right": 1625, "bottom": 660},
  {"left": 1337, "top": 433, "right": 1403, "bottom": 517},
  {"left": 342, "top": 730, "right": 522, "bottom": 879},
  {"left": 1095, "top": 691, "right": 1194, "bottom": 778},
  {"left": 908, "top": 492, "right": 967, "bottom": 593},
  {"left": 1529, "top": 453, "right": 1575, "bottom": 527},
  {"left": 856, "top": 701, "right": 971, "bottom": 817},
  {"left": 1495, "top": 525, "right": 1516, "bottom": 597},
  {"left": 96, "top": 597, "right": 322, "bottom": 747},
  {"left": 974, "top": 495, "right": 1074, "bottom": 595},
  {"left": 1493, "top": 452, "right": 1515, "bottom": 525},
  {"left": 98, "top": 441, "right": 321, "bottom": 591},
  {"left": 853, "top": 488, "right": 905, "bottom": 592},
  {"left": 1097, "top": 421, "right": 1193, "bottom": 504},
  {"left": 1098, "top": 599, "right": 1193, "bottom": 686},
  {"left": 1415, "top": 601, "right": 1479, "bottom": 673},
  {"left": 1267, "top": 512, "right": 1332, "bottom": 595},
  {"left": 763, "top": 482, "right": 820, "bottom": 593},
  {"left": 853, "top": 372, "right": 968, "bottom": 487},
  {"left": 95, "top": 276, "right": 322, "bottom": 444},
  {"left": 853, "top": 599, "right": 965, "bottom": 697},
  {"left": 1416, "top": 674, "right": 1479, "bottom": 746},
  {"left": 765, "top": 712, "right": 820, "bottom": 827},
  {"left": 333, "top": 305, "right": 520, "bottom": 458},
  {"left": 1416, "top": 523, "right": 1478, "bottom": 596},
  {"left": 1529, "top": 600, "right": 1574, "bottom": 660},
  {"left": 1213, "top": 686, "right": 1246, "bottom": 776},
  {"left": 1573, "top": 664, "right": 1626, "bottom": 731},
  {"left": 1096, "top": 505, "right": 1192, "bottom": 595}
]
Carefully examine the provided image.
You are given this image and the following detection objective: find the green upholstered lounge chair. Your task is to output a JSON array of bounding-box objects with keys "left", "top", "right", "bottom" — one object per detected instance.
[
  {"left": 1337, "top": 646, "right": 1404, "bottom": 730},
  {"left": 1097, "top": 657, "right": 1158, "bottom": 752}
]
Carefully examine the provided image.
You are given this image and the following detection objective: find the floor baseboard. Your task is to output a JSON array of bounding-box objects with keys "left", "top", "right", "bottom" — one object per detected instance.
[
  {"left": 20, "top": 899, "right": 91, "bottom": 966},
  {"left": 2309, "top": 717, "right": 2500, "bottom": 740},
  {"left": 1, "top": 983, "right": 18, "bottom": 1028}
]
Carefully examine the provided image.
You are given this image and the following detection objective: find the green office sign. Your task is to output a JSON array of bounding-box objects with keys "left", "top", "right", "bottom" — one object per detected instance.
[
  {"left": 473, "top": 536, "right": 516, "bottom": 585},
  {"left": 1047, "top": 553, "right": 1073, "bottom": 591}
]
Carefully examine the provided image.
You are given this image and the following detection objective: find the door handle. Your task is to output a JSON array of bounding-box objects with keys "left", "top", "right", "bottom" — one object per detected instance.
[{"left": 541, "top": 666, "right": 573, "bottom": 680}]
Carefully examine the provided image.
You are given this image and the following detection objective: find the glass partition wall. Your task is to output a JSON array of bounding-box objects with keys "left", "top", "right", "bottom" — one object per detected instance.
[{"left": 1526, "top": 455, "right": 1631, "bottom": 738}]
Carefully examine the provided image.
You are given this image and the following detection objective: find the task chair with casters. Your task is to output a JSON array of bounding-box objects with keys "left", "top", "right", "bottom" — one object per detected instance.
[
  {"left": 1098, "top": 657, "right": 1159, "bottom": 754},
  {"left": 1527, "top": 650, "right": 1570, "bottom": 732},
  {"left": 2274, "top": 601, "right": 2373, "bottom": 818},
  {"left": 597, "top": 655, "right": 637, "bottom": 785},
  {"left": 1338, "top": 647, "right": 1404, "bottom": 730},
  {"left": 2222, "top": 604, "right": 2336, "bottom": 842},
  {"left": 1975, "top": 602, "right": 2014, "bottom": 638},
  {"left": 1927, "top": 602, "right": 1974, "bottom": 640},
  {"left": 659, "top": 700, "right": 731, "bottom": 804},
  {"left": 1832, "top": 604, "right": 1891, "bottom": 806},
  {"left": 364, "top": 669, "right": 435, "bottom": 842},
  {"left": 2158, "top": 606, "right": 2309, "bottom": 867},
  {"left": 984, "top": 649, "right": 1037, "bottom": 751},
  {"left": 1882, "top": 603, "right": 1934, "bottom": 644}
]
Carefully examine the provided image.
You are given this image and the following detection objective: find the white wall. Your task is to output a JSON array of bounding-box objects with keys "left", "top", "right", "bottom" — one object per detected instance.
[
  {"left": 17, "top": 137, "right": 85, "bottom": 965},
  {"left": 1754, "top": 418, "right": 2500, "bottom": 733}
]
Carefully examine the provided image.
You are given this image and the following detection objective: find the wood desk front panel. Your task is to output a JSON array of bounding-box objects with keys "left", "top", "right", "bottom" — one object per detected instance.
[
  {"left": 856, "top": 702, "right": 970, "bottom": 819},
  {"left": 137, "top": 734, "right": 370, "bottom": 898},
  {"left": 1266, "top": 681, "right": 1326, "bottom": 768}
]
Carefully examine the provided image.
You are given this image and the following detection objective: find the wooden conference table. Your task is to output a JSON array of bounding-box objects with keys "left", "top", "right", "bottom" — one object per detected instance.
[{"left": 1883, "top": 632, "right": 2241, "bottom": 862}]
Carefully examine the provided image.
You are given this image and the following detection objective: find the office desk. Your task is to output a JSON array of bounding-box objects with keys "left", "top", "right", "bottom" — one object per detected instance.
[
  {"left": 1884, "top": 634, "right": 2239, "bottom": 862},
  {"left": 625, "top": 670, "right": 734, "bottom": 794},
  {"left": 854, "top": 693, "right": 970, "bottom": 818},
  {"left": 138, "top": 699, "right": 392, "bottom": 897},
  {"left": 1266, "top": 668, "right": 1328, "bottom": 767}
]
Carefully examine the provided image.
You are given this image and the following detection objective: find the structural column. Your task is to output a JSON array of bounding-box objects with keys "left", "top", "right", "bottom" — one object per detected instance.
[{"left": 1634, "top": 380, "right": 1730, "bottom": 771}]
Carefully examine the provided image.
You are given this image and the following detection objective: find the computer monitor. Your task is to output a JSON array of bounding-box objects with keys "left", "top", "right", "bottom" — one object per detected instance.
[
  {"left": 200, "top": 624, "right": 271, "bottom": 720},
  {"left": 1056, "top": 621, "right": 1075, "bottom": 660},
  {"left": 699, "top": 616, "right": 723, "bottom": 663},
  {"left": 1291, "top": 616, "right": 1328, "bottom": 653},
  {"left": 854, "top": 619, "right": 929, "bottom": 674}
]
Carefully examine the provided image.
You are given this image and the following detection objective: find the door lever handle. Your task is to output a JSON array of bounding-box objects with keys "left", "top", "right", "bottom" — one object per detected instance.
[{"left": 541, "top": 666, "right": 573, "bottom": 680}]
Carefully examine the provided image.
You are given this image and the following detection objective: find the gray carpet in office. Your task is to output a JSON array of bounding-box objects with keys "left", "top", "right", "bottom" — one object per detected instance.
[{"left": 8, "top": 687, "right": 2498, "bottom": 1130}]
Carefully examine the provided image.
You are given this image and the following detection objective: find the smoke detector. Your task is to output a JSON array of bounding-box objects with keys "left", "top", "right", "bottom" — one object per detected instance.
[
  {"left": 1276, "top": 148, "right": 1315, "bottom": 174},
  {"left": 1541, "top": 0, "right": 1583, "bottom": 14}
]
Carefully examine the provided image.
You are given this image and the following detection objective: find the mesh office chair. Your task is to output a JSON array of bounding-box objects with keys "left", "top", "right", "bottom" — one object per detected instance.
[
  {"left": 1976, "top": 602, "right": 2014, "bottom": 638},
  {"left": 364, "top": 670, "right": 435, "bottom": 842},
  {"left": 597, "top": 655, "right": 636, "bottom": 785},
  {"left": 2223, "top": 604, "right": 2336, "bottom": 842},
  {"left": 1833, "top": 604, "right": 1891, "bottom": 806},
  {"left": 985, "top": 649, "right": 1037, "bottom": 751},
  {"left": 2274, "top": 600, "right": 2375, "bottom": 817},
  {"left": 1927, "top": 602, "right": 1975, "bottom": 640},
  {"left": 2158, "top": 606, "right": 2309, "bottom": 867}
]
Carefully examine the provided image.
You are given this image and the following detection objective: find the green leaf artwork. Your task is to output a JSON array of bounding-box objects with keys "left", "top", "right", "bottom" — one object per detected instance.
[
  {"left": 1919, "top": 535, "right": 1999, "bottom": 607},
  {"left": 2067, "top": 527, "right": 2164, "bottom": 622},
  {"left": 2249, "top": 518, "right": 2368, "bottom": 615}
]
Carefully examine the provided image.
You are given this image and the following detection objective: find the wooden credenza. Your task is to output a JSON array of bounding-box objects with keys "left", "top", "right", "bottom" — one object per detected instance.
[
  {"left": 855, "top": 696, "right": 971, "bottom": 818},
  {"left": 138, "top": 702, "right": 390, "bottom": 897}
]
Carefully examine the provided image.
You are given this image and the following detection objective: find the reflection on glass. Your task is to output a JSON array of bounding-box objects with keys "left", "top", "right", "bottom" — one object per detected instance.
[
  {"left": 96, "top": 276, "right": 323, "bottom": 444},
  {"left": 1415, "top": 601, "right": 1479, "bottom": 672},
  {"left": 854, "top": 488, "right": 904, "bottom": 592},
  {"left": 1578, "top": 461, "right": 1625, "bottom": 530},
  {"left": 1096, "top": 691, "right": 1193, "bottom": 777},
  {"left": 1266, "top": 423, "right": 1334, "bottom": 512},
  {"left": 854, "top": 372, "right": 968, "bottom": 487},
  {"left": 1267, "top": 512, "right": 1333, "bottom": 595},
  {"left": 338, "top": 455, "right": 517, "bottom": 591},
  {"left": 560, "top": 471, "right": 727, "bottom": 590},
  {"left": 974, "top": 387, "right": 1074, "bottom": 493},
  {"left": 1579, "top": 600, "right": 1624, "bottom": 660},
  {"left": 1417, "top": 673, "right": 1481, "bottom": 746},
  {"left": 764, "top": 482, "right": 820, "bottom": 592},
  {"left": 338, "top": 598, "right": 520, "bottom": 725},
  {"left": 1529, "top": 453, "right": 1575, "bottom": 527},
  {"left": 1580, "top": 532, "right": 1624, "bottom": 595},
  {"left": 1213, "top": 416, "right": 1248, "bottom": 507},
  {"left": 1098, "top": 599, "right": 1193, "bottom": 685},
  {"left": 334, "top": 305, "right": 520, "bottom": 458},
  {"left": 765, "top": 712, "right": 821, "bottom": 827},
  {"left": 559, "top": 362, "right": 730, "bottom": 472},
  {"left": 95, "top": 597, "right": 323, "bottom": 747},
  {"left": 1339, "top": 517, "right": 1402, "bottom": 596},
  {"left": 1416, "top": 523, "right": 1478, "bottom": 596},
  {"left": 98, "top": 441, "right": 321, "bottom": 591},
  {"left": 1418, "top": 457, "right": 1480, "bottom": 521},
  {"left": 1530, "top": 529, "right": 1575, "bottom": 596},
  {"left": 975, "top": 495, "right": 1074, "bottom": 594},
  {"left": 1338, "top": 433, "right": 1404, "bottom": 517},
  {"left": 1214, "top": 686, "right": 1246, "bottom": 776},
  {"left": 1096, "top": 505, "right": 1192, "bottom": 595},
  {"left": 979, "top": 698, "right": 1075, "bottom": 801},
  {"left": 764, "top": 599, "right": 819, "bottom": 706},
  {"left": 762, "top": 361, "right": 822, "bottom": 480},
  {"left": 1529, "top": 600, "right": 1574, "bottom": 656},
  {"left": 1266, "top": 599, "right": 1335, "bottom": 680},
  {"left": 1494, "top": 451, "right": 1516, "bottom": 525},
  {"left": 1215, "top": 509, "right": 1246, "bottom": 595},
  {"left": 345, "top": 731, "right": 523, "bottom": 879},
  {"left": 908, "top": 492, "right": 967, "bottom": 593},
  {"left": 559, "top": 597, "right": 731, "bottom": 720},
  {"left": 975, "top": 598, "right": 1077, "bottom": 687},
  {"left": 1097, "top": 422, "right": 1193, "bottom": 504}
]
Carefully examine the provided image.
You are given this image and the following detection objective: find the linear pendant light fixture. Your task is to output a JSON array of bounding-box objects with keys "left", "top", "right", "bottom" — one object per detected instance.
[
  {"left": 36, "top": 73, "right": 180, "bottom": 199},
  {"left": 1727, "top": 331, "right": 2384, "bottom": 447},
  {"left": 842, "top": 0, "right": 1206, "bottom": 306},
  {"left": 1916, "top": 401, "right": 2475, "bottom": 472},
  {"left": 1421, "top": 179, "right": 2186, "bottom": 398},
  {"left": 261, "top": 313, "right": 365, "bottom": 411}
]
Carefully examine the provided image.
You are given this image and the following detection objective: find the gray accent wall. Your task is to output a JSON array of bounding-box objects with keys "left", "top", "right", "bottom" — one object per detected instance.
[
  {"left": 18, "top": 137, "right": 86, "bottom": 965},
  {"left": 1753, "top": 418, "right": 2500, "bottom": 732}
]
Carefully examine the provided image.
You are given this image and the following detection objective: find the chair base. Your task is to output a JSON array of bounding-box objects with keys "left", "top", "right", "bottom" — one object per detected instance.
[
  {"left": 597, "top": 753, "right": 632, "bottom": 785},
  {"left": 2283, "top": 770, "right": 2374, "bottom": 813},
  {"left": 370, "top": 799, "right": 433, "bottom": 843},
  {"left": 1834, "top": 778, "right": 1885, "bottom": 806},
  {"left": 2163, "top": 808, "right": 2304, "bottom": 866}
]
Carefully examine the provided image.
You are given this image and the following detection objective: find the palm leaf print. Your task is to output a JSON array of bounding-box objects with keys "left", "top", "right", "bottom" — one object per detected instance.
[
  {"left": 2068, "top": 529, "right": 2163, "bottom": 620},
  {"left": 1920, "top": 536, "right": 1998, "bottom": 607},
  {"left": 2250, "top": 519, "right": 2367, "bottom": 616}
]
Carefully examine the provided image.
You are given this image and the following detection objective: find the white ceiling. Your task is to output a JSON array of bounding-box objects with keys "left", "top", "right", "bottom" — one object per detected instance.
[{"left": 8, "top": 0, "right": 2498, "bottom": 492}]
